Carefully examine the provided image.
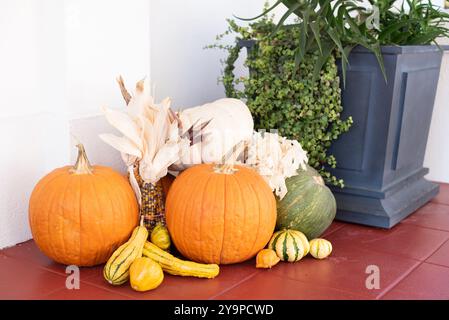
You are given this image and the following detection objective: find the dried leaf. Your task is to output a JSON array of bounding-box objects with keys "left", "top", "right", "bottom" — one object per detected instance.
[
  {"left": 99, "top": 133, "right": 142, "bottom": 159},
  {"left": 243, "top": 132, "right": 309, "bottom": 199},
  {"left": 116, "top": 75, "right": 132, "bottom": 105},
  {"left": 102, "top": 106, "right": 143, "bottom": 150}
]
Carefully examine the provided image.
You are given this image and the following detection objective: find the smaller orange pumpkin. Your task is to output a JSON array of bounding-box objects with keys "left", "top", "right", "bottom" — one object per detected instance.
[
  {"left": 256, "top": 249, "right": 280, "bottom": 269},
  {"left": 29, "top": 144, "right": 139, "bottom": 266}
]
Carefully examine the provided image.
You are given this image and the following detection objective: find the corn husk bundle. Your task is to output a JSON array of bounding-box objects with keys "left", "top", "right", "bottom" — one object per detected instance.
[{"left": 100, "top": 77, "right": 197, "bottom": 230}]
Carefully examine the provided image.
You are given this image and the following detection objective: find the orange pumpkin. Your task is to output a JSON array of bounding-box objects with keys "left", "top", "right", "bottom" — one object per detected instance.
[
  {"left": 29, "top": 144, "right": 139, "bottom": 266},
  {"left": 166, "top": 163, "right": 277, "bottom": 265}
]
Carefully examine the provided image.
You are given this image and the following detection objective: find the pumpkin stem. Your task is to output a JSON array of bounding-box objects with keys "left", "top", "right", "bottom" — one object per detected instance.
[
  {"left": 70, "top": 144, "right": 94, "bottom": 175},
  {"left": 213, "top": 163, "right": 238, "bottom": 175}
]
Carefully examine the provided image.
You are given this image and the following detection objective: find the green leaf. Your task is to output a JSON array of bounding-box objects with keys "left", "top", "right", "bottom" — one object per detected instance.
[
  {"left": 294, "top": 47, "right": 304, "bottom": 73},
  {"left": 310, "top": 21, "right": 323, "bottom": 54},
  {"left": 326, "top": 27, "right": 348, "bottom": 64},
  {"left": 299, "top": 10, "right": 310, "bottom": 55},
  {"left": 272, "top": 1, "right": 304, "bottom": 35},
  {"left": 341, "top": 45, "right": 355, "bottom": 88},
  {"left": 234, "top": 0, "right": 283, "bottom": 21},
  {"left": 312, "top": 41, "right": 334, "bottom": 82},
  {"left": 372, "top": 44, "right": 387, "bottom": 82}
]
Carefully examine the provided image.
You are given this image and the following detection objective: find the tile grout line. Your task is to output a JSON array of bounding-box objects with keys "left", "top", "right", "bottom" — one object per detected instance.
[
  {"left": 375, "top": 260, "right": 423, "bottom": 300},
  {"left": 352, "top": 232, "right": 449, "bottom": 264},
  {"left": 420, "top": 237, "right": 449, "bottom": 264},
  {"left": 265, "top": 270, "right": 371, "bottom": 299},
  {"left": 430, "top": 199, "right": 449, "bottom": 207},
  {"left": 399, "top": 221, "right": 449, "bottom": 233},
  {"left": 431, "top": 202, "right": 449, "bottom": 207},
  {"left": 322, "top": 224, "right": 346, "bottom": 237},
  {"left": 375, "top": 233, "right": 449, "bottom": 300},
  {"left": 40, "top": 286, "right": 72, "bottom": 299},
  {"left": 423, "top": 260, "right": 449, "bottom": 269},
  {"left": 207, "top": 270, "right": 261, "bottom": 300},
  {"left": 78, "top": 278, "right": 137, "bottom": 299}
]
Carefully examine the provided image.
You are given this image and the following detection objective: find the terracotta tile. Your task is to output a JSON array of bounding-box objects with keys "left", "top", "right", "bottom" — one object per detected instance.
[
  {"left": 381, "top": 263, "right": 449, "bottom": 300},
  {"left": 269, "top": 234, "right": 420, "bottom": 298},
  {"left": 402, "top": 202, "right": 449, "bottom": 231},
  {"left": 322, "top": 221, "right": 346, "bottom": 237},
  {"left": 432, "top": 183, "right": 449, "bottom": 206},
  {"left": 380, "top": 289, "right": 428, "bottom": 300},
  {"left": 0, "top": 255, "right": 66, "bottom": 299},
  {"left": 426, "top": 239, "right": 449, "bottom": 267},
  {"left": 327, "top": 223, "right": 449, "bottom": 261},
  {"left": 214, "top": 273, "right": 365, "bottom": 300},
  {"left": 45, "top": 282, "right": 131, "bottom": 300},
  {"left": 84, "top": 259, "right": 260, "bottom": 300},
  {"left": 1, "top": 240, "right": 102, "bottom": 280}
]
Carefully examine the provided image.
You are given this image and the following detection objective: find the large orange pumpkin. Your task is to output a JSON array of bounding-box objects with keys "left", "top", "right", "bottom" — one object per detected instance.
[
  {"left": 29, "top": 144, "right": 139, "bottom": 266},
  {"left": 166, "top": 163, "right": 277, "bottom": 264}
]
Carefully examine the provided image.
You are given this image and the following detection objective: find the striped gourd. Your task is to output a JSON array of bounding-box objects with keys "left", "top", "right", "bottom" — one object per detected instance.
[
  {"left": 142, "top": 242, "right": 219, "bottom": 279},
  {"left": 309, "top": 238, "right": 332, "bottom": 259},
  {"left": 276, "top": 165, "right": 337, "bottom": 240},
  {"left": 268, "top": 229, "right": 309, "bottom": 262},
  {"left": 103, "top": 225, "right": 148, "bottom": 285}
]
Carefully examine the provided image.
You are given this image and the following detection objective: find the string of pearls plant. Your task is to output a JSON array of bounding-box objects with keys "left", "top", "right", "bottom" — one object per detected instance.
[{"left": 207, "top": 17, "right": 352, "bottom": 187}]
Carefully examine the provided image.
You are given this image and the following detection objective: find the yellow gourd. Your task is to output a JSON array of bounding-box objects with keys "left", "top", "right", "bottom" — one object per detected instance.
[
  {"left": 256, "top": 249, "right": 280, "bottom": 269},
  {"left": 142, "top": 241, "right": 219, "bottom": 279},
  {"left": 150, "top": 224, "right": 171, "bottom": 251},
  {"left": 130, "top": 257, "right": 164, "bottom": 292},
  {"left": 309, "top": 238, "right": 332, "bottom": 259},
  {"left": 103, "top": 225, "right": 148, "bottom": 285},
  {"left": 268, "top": 229, "right": 310, "bottom": 262}
]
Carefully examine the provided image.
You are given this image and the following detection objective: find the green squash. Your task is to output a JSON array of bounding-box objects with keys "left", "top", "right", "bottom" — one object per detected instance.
[{"left": 276, "top": 165, "right": 336, "bottom": 239}]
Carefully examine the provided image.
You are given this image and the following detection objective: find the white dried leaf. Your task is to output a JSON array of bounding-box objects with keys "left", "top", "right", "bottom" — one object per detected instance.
[
  {"left": 102, "top": 106, "right": 143, "bottom": 149},
  {"left": 243, "top": 131, "right": 308, "bottom": 200},
  {"left": 128, "top": 166, "right": 142, "bottom": 206},
  {"left": 99, "top": 133, "right": 142, "bottom": 159}
]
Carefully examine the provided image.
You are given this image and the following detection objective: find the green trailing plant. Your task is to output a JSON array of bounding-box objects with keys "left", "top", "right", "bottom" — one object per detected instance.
[{"left": 208, "top": 17, "right": 352, "bottom": 187}]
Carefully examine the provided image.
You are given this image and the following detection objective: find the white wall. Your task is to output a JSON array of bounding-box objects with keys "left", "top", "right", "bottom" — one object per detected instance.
[
  {"left": 0, "top": 0, "right": 151, "bottom": 249},
  {"left": 0, "top": 0, "right": 448, "bottom": 249},
  {"left": 148, "top": 0, "right": 276, "bottom": 109},
  {"left": 0, "top": 0, "right": 70, "bottom": 249},
  {"left": 424, "top": 39, "right": 449, "bottom": 183}
]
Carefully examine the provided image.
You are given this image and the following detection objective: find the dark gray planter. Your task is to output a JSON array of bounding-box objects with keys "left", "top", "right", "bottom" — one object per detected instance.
[
  {"left": 329, "top": 45, "right": 446, "bottom": 228},
  {"left": 237, "top": 40, "right": 445, "bottom": 228}
]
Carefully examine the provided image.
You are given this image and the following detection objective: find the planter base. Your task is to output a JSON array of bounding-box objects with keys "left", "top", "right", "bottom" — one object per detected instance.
[{"left": 331, "top": 173, "right": 439, "bottom": 228}]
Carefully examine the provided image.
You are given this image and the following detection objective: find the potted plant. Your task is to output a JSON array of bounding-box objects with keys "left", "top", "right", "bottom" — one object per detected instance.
[{"left": 212, "top": 0, "right": 449, "bottom": 228}]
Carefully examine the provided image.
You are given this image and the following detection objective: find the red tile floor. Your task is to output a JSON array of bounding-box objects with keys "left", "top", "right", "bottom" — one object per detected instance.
[{"left": 1, "top": 183, "right": 449, "bottom": 300}]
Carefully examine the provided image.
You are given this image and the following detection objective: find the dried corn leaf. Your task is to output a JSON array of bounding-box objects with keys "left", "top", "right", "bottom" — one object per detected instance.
[
  {"left": 243, "top": 131, "right": 308, "bottom": 199},
  {"left": 99, "top": 133, "right": 142, "bottom": 159},
  {"left": 102, "top": 106, "right": 143, "bottom": 149},
  {"left": 116, "top": 75, "right": 132, "bottom": 105}
]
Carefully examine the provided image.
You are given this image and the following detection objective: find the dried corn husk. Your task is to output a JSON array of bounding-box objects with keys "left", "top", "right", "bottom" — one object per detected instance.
[
  {"left": 241, "top": 131, "right": 309, "bottom": 199},
  {"left": 100, "top": 78, "right": 191, "bottom": 229}
]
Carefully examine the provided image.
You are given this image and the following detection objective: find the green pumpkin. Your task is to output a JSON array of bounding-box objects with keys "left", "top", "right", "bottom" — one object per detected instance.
[{"left": 276, "top": 165, "right": 336, "bottom": 239}]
